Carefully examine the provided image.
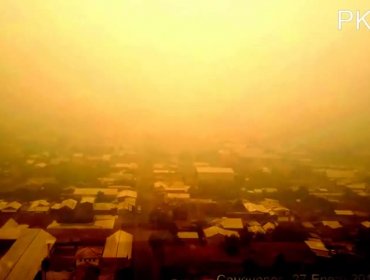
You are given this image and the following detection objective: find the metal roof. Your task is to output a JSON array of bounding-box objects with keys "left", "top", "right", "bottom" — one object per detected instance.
[
  {"left": 220, "top": 218, "right": 243, "bottom": 230},
  {"left": 93, "top": 203, "right": 117, "bottom": 211},
  {"left": 1, "top": 202, "right": 22, "bottom": 212},
  {"left": 361, "top": 221, "right": 370, "bottom": 228},
  {"left": 73, "top": 188, "right": 118, "bottom": 196},
  {"left": 248, "top": 225, "right": 265, "bottom": 234},
  {"left": 75, "top": 247, "right": 102, "bottom": 259},
  {"left": 304, "top": 239, "right": 329, "bottom": 257},
  {"left": 166, "top": 193, "right": 190, "bottom": 199},
  {"left": 322, "top": 221, "right": 342, "bottom": 229},
  {"left": 203, "top": 226, "right": 239, "bottom": 238},
  {"left": 334, "top": 210, "right": 355, "bottom": 216},
  {"left": 196, "top": 167, "right": 234, "bottom": 174},
  {"left": 117, "top": 190, "right": 137, "bottom": 199},
  {"left": 302, "top": 222, "right": 315, "bottom": 229},
  {"left": 178, "top": 232, "right": 199, "bottom": 239},
  {"left": 47, "top": 215, "right": 116, "bottom": 229},
  {"left": 27, "top": 200, "right": 50, "bottom": 212},
  {"left": 0, "top": 229, "right": 55, "bottom": 280},
  {"left": 247, "top": 220, "right": 261, "bottom": 226},
  {"left": 30, "top": 200, "right": 49, "bottom": 207},
  {"left": 262, "top": 222, "right": 276, "bottom": 231},
  {"left": 103, "top": 230, "right": 133, "bottom": 259},
  {"left": 0, "top": 219, "right": 29, "bottom": 240},
  {"left": 80, "top": 197, "right": 95, "bottom": 204},
  {"left": 243, "top": 202, "right": 269, "bottom": 213},
  {"left": 51, "top": 199, "right": 77, "bottom": 210},
  {"left": 117, "top": 198, "right": 136, "bottom": 211}
]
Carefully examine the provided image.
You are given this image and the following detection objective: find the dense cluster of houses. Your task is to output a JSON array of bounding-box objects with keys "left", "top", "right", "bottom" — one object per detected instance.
[
  {"left": 0, "top": 218, "right": 133, "bottom": 280},
  {"left": 0, "top": 147, "right": 369, "bottom": 279}
]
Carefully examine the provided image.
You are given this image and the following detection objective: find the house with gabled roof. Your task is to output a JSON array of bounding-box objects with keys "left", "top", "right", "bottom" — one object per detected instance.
[
  {"left": 203, "top": 225, "right": 239, "bottom": 245},
  {"left": 75, "top": 247, "right": 103, "bottom": 267},
  {"left": 0, "top": 218, "right": 29, "bottom": 240},
  {"left": 0, "top": 201, "right": 22, "bottom": 213},
  {"left": 0, "top": 228, "right": 56, "bottom": 280},
  {"left": 101, "top": 230, "right": 133, "bottom": 273},
  {"left": 50, "top": 199, "right": 77, "bottom": 223},
  {"left": 304, "top": 238, "right": 330, "bottom": 258},
  {"left": 27, "top": 200, "right": 50, "bottom": 213}
]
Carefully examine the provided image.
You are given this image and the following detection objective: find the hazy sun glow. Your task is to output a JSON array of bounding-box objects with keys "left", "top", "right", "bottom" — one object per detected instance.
[{"left": 1, "top": 0, "right": 369, "bottom": 148}]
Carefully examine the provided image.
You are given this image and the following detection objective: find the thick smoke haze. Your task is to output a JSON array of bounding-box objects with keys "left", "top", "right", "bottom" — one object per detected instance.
[{"left": 1, "top": 1, "right": 370, "bottom": 151}]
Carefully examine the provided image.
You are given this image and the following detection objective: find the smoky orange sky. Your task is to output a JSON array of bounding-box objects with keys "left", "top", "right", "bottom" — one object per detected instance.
[{"left": 1, "top": 1, "right": 370, "bottom": 149}]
